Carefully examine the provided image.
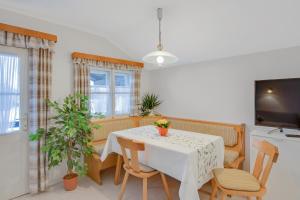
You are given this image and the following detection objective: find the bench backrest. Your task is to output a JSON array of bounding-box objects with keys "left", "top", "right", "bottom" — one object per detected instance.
[
  {"left": 167, "top": 117, "right": 237, "bottom": 146},
  {"left": 91, "top": 117, "right": 136, "bottom": 141}
]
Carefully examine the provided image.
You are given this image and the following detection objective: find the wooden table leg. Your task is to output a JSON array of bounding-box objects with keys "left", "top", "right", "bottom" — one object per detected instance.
[{"left": 114, "top": 154, "right": 123, "bottom": 185}]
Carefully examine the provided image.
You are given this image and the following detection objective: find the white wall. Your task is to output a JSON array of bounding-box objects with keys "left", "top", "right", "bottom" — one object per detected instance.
[
  {"left": 146, "top": 46, "right": 300, "bottom": 169},
  {"left": 0, "top": 8, "right": 131, "bottom": 101},
  {"left": 0, "top": 8, "right": 148, "bottom": 186}
]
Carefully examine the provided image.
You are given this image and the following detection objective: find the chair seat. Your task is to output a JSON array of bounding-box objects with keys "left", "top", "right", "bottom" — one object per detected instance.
[
  {"left": 128, "top": 161, "right": 155, "bottom": 173},
  {"left": 213, "top": 168, "right": 261, "bottom": 192},
  {"left": 224, "top": 149, "right": 239, "bottom": 166},
  {"left": 139, "top": 163, "right": 156, "bottom": 173}
]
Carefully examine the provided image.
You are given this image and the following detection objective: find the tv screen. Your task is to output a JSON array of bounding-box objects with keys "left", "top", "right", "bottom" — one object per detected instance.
[{"left": 255, "top": 78, "right": 300, "bottom": 129}]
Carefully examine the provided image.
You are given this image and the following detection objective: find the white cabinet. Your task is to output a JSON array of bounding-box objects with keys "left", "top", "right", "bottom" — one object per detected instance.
[{"left": 250, "top": 130, "right": 300, "bottom": 200}]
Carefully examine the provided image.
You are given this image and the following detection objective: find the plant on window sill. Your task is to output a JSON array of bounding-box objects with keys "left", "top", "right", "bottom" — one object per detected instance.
[
  {"left": 29, "top": 93, "right": 100, "bottom": 191},
  {"left": 139, "top": 93, "right": 162, "bottom": 117}
]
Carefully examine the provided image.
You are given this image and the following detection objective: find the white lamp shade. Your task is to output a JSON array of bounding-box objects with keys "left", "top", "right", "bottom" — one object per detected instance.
[{"left": 142, "top": 50, "right": 178, "bottom": 66}]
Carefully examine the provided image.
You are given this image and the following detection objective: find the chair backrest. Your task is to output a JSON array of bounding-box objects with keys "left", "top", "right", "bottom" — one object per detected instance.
[
  {"left": 117, "top": 137, "right": 145, "bottom": 172},
  {"left": 252, "top": 140, "right": 279, "bottom": 187}
]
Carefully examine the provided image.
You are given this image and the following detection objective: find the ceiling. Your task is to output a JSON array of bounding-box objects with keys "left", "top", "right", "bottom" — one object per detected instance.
[{"left": 1, "top": 0, "right": 300, "bottom": 68}]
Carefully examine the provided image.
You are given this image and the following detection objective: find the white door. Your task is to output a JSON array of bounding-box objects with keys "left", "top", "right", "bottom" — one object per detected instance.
[{"left": 0, "top": 46, "right": 29, "bottom": 200}]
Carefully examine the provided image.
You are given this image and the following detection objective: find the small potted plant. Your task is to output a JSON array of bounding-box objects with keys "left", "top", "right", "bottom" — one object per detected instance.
[
  {"left": 139, "top": 93, "right": 162, "bottom": 116},
  {"left": 154, "top": 119, "right": 170, "bottom": 136},
  {"left": 29, "top": 93, "right": 100, "bottom": 191}
]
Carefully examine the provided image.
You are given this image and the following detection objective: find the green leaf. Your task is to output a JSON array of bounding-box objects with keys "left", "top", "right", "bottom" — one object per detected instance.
[{"left": 28, "top": 128, "right": 45, "bottom": 141}]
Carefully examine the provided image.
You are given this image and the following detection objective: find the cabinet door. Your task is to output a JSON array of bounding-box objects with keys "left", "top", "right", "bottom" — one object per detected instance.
[{"left": 250, "top": 136, "right": 300, "bottom": 200}]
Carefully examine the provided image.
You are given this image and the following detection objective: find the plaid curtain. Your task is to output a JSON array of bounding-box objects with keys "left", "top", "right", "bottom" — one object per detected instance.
[
  {"left": 28, "top": 48, "right": 52, "bottom": 193},
  {"left": 0, "top": 30, "right": 55, "bottom": 49},
  {"left": 131, "top": 71, "right": 141, "bottom": 116},
  {"left": 74, "top": 61, "right": 90, "bottom": 96},
  {"left": 1, "top": 30, "right": 54, "bottom": 193}
]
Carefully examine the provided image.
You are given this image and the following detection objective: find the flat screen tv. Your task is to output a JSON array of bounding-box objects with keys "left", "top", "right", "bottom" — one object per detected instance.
[{"left": 255, "top": 78, "right": 300, "bottom": 129}]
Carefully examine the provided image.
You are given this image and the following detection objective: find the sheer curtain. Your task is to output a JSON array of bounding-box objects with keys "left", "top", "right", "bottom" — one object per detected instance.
[{"left": 0, "top": 54, "right": 20, "bottom": 134}]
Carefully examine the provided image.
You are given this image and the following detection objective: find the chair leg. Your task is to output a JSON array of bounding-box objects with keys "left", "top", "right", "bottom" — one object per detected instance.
[
  {"left": 160, "top": 173, "right": 172, "bottom": 200},
  {"left": 114, "top": 154, "right": 123, "bottom": 185},
  {"left": 256, "top": 197, "right": 262, "bottom": 200},
  {"left": 210, "top": 179, "right": 218, "bottom": 200},
  {"left": 118, "top": 171, "right": 129, "bottom": 200},
  {"left": 143, "top": 178, "right": 148, "bottom": 200}
]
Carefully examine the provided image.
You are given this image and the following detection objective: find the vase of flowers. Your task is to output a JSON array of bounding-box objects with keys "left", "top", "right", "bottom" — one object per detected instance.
[{"left": 154, "top": 119, "right": 170, "bottom": 136}]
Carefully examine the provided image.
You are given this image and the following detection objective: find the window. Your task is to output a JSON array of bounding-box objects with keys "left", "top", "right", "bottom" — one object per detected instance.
[
  {"left": 90, "top": 69, "right": 133, "bottom": 117},
  {"left": 90, "top": 70, "right": 112, "bottom": 116},
  {"left": 114, "top": 72, "right": 132, "bottom": 115},
  {"left": 0, "top": 54, "right": 21, "bottom": 134}
]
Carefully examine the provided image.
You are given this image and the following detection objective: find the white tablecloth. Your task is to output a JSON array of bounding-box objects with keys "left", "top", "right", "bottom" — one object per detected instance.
[{"left": 101, "top": 125, "right": 224, "bottom": 200}]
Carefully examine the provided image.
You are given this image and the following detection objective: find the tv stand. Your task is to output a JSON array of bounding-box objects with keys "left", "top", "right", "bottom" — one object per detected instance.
[{"left": 250, "top": 129, "right": 300, "bottom": 200}]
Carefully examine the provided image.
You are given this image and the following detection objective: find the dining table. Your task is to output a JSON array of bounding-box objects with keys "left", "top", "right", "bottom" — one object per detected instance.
[{"left": 101, "top": 125, "right": 224, "bottom": 200}]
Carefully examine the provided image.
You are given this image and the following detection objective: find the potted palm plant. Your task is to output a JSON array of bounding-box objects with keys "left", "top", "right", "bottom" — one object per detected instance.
[
  {"left": 29, "top": 93, "right": 100, "bottom": 191},
  {"left": 139, "top": 93, "right": 162, "bottom": 116}
]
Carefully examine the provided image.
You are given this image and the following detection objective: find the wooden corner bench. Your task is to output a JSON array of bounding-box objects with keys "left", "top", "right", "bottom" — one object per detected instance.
[{"left": 86, "top": 116, "right": 245, "bottom": 185}]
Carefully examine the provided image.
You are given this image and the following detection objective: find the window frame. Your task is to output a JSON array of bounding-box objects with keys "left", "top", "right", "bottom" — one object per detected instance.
[
  {"left": 90, "top": 68, "right": 112, "bottom": 117},
  {"left": 89, "top": 67, "right": 133, "bottom": 118},
  {"left": 113, "top": 70, "right": 133, "bottom": 116}
]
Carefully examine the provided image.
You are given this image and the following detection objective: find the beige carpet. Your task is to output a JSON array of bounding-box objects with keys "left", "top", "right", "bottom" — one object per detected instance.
[{"left": 16, "top": 168, "right": 244, "bottom": 200}]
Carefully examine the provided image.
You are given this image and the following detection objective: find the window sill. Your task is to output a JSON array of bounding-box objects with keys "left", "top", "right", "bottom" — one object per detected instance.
[{"left": 90, "top": 115, "right": 134, "bottom": 123}]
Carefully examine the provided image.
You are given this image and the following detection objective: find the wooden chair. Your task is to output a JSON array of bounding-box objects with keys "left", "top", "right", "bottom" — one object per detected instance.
[
  {"left": 116, "top": 137, "right": 172, "bottom": 200},
  {"left": 210, "top": 140, "right": 279, "bottom": 200}
]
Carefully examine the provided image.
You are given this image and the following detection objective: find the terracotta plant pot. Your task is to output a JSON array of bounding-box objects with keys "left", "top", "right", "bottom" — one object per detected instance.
[
  {"left": 63, "top": 173, "right": 78, "bottom": 191},
  {"left": 157, "top": 127, "right": 168, "bottom": 136}
]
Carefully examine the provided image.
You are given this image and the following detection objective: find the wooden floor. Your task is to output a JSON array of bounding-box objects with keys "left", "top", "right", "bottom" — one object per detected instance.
[{"left": 15, "top": 168, "right": 245, "bottom": 200}]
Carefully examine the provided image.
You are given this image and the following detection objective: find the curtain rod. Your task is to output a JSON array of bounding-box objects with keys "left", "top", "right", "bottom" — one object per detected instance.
[
  {"left": 0, "top": 23, "right": 57, "bottom": 42},
  {"left": 72, "top": 52, "right": 144, "bottom": 68}
]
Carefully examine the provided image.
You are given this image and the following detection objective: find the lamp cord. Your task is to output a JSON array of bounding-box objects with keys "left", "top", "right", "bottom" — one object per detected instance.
[{"left": 157, "top": 8, "right": 163, "bottom": 51}]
